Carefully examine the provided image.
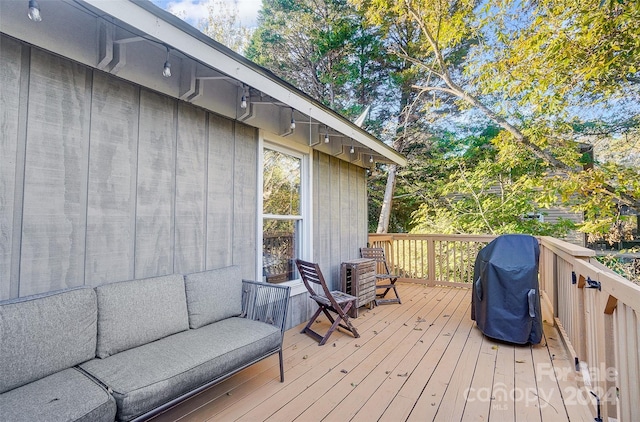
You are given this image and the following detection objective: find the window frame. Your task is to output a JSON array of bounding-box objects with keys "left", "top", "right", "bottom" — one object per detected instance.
[{"left": 257, "top": 131, "right": 312, "bottom": 296}]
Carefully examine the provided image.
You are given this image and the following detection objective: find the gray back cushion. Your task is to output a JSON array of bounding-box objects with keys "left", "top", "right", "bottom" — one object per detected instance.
[
  {"left": 0, "top": 288, "right": 97, "bottom": 394},
  {"left": 95, "top": 274, "right": 189, "bottom": 358},
  {"left": 184, "top": 266, "right": 243, "bottom": 329}
]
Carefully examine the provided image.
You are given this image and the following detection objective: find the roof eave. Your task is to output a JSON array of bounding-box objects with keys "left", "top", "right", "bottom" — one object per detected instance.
[{"left": 79, "top": 0, "right": 406, "bottom": 167}]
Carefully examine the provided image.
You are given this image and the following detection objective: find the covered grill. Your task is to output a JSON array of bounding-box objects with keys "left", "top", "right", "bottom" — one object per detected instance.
[{"left": 471, "top": 234, "right": 542, "bottom": 344}]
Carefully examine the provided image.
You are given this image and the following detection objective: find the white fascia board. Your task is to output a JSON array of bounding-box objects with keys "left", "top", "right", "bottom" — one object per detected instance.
[{"left": 79, "top": 0, "right": 406, "bottom": 167}]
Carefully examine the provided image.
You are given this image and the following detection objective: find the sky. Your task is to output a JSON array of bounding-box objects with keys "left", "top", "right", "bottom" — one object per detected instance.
[{"left": 150, "top": 0, "right": 262, "bottom": 28}]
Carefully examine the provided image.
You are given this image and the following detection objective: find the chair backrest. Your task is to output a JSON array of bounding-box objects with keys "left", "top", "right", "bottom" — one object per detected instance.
[
  {"left": 295, "top": 259, "right": 337, "bottom": 306},
  {"left": 360, "top": 247, "right": 391, "bottom": 275}
]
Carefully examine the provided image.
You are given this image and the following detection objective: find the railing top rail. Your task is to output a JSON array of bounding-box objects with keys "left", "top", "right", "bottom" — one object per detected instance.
[
  {"left": 539, "top": 236, "right": 595, "bottom": 258},
  {"left": 575, "top": 258, "right": 640, "bottom": 314},
  {"left": 368, "top": 233, "right": 497, "bottom": 242}
]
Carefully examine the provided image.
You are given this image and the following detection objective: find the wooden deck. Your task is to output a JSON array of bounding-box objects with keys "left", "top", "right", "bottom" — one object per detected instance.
[{"left": 151, "top": 283, "right": 595, "bottom": 421}]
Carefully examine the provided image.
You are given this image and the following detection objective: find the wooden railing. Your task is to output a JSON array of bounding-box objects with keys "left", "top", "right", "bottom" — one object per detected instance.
[
  {"left": 368, "top": 233, "right": 640, "bottom": 421},
  {"left": 368, "top": 233, "right": 496, "bottom": 286}
]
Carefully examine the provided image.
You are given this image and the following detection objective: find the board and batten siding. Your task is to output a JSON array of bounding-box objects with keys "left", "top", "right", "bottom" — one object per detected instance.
[
  {"left": 0, "top": 37, "right": 258, "bottom": 299},
  {"left": 1, "top": 36, "right": 371, "bottom": 329},
  {"left": 313, "top": 151, "right": 368, "bottom": 289},
  {"left": 286, "top": 151, "right": 368, "bottom": 329}
]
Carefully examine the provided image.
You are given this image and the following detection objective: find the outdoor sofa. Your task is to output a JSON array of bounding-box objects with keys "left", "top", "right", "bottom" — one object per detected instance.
[{"left": 0, "top": 266, "right": 290, "bottom": 421}]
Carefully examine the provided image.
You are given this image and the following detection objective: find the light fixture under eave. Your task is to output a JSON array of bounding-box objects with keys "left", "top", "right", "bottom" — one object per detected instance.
[
  {"left": 240, "top": 85, "right": 248, "bottom": 108},
  {"left": 350, "top": 145, "right": 355, "bottom": 154},
  {"left": 324, "top": 132, "right": 330, "bottom": 143},
  {"left": 290, "top": 109, "right": 296, "bottom": 130},
  {"left": 162, "top": 46, "right": 171, "bottom": 78},
  {"left": 28, "top": 0, "right": 42, "bottom": 22},
  {"left": 369, "top": 155, "right": 374, "bottom": 163}
]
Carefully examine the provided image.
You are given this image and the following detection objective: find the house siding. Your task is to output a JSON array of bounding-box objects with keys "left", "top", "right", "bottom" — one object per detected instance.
[
  {"left": 1, "top": 36, "right": 25, "bottom": 299},
  {"left": 0, "top": 38, "right": 257, "bottom": 298},
  {"left": 313, "top": 151, "right": 368, "bottom": 290},
  {"left": 543, "top": 206, "right": 585, "bottom": 246},
  {"left": 1, "top": 37, "right": 371, "bottom": 329}
]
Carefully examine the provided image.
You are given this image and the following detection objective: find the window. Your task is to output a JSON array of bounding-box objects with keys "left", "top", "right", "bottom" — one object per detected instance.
[
  {"left": 523, "top": 212, "right": 544, "bottom": 223},
  {"left": 262, "top": 146, "right": 305, "bottom": 283}
]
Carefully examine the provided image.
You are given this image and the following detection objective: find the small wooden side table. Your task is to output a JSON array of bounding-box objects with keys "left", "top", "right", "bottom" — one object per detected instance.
[{"left": 340, "top": 258, "right": 376, "bottom": 317}]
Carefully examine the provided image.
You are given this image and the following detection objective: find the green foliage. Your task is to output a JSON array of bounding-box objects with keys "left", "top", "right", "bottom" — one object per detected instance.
[
  {"left": 246, "top": 0, "right": 392, "bottom": 121},
  {"left": 263, "top": 149, "right": 301, "bottom": 217},
  {"left": 595, "top": 248, "right": 640, "bottom": 285},
  {"left": 401, "top": 128, "right": 577, "bottom": 237},
  {"left": 250, "top": 0, "right": 640, "bottom": 241},
  {"left": 357, "top": 0, "right": 639, "bottom": 239},
  {"left": 474, "top": 0, "right": 640, "bottom": 110}
]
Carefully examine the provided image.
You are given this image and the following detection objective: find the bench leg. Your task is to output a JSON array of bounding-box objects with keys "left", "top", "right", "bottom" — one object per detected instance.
[{"left": 279, "top": 350, "right": 285, "bottom": 382}]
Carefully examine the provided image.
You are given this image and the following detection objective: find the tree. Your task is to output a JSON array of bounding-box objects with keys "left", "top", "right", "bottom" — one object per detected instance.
[
  {"left": 357, "top": 0, "right": 640, "bottom": 238},
  {"left": 407, "top": 127, "right": 576, "bottom": 236},
  {"left": 246, "top": 0, "right": 426, "bottom": 235},
  {"left": 245, "top": 0, "right": 390, "bottom": 117},
  {"left": 376, "top": 15, "right": 420, "bottom": 233}
]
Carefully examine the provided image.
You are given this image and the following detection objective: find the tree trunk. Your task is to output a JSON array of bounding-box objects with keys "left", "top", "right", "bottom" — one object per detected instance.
[
  {"left": 376, "top": 164, "right": 397, "bottom": 233},
  {"left": 376, "top": 72, "right": 412, "bottom": 233}
]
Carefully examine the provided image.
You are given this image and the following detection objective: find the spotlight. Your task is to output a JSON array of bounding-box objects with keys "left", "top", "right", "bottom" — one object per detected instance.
[
  {"left": 28, "top": 0, "right": 42, "bottom": 22},
  {"left": 240, "top": 85, "right": 249, "bottom": 109},
  {"left": 162, "top": 46, "right": 171, "bottom": 78}
]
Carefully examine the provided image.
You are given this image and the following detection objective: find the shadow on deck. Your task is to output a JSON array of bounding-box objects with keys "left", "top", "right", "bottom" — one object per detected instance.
[{"left": 151, "top": 283, "right": 594, "bottom": 421}]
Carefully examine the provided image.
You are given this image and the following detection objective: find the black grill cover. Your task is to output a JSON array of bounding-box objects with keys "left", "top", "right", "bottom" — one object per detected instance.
[{"left": 471, "top": 234, "right": 542, "bottom": 344}]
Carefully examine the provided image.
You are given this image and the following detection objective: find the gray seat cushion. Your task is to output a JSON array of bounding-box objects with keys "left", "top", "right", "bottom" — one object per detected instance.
[
  {"left": 0, "top": 368, "right": 116, "bottom": 422},
  {"left": 80, "top": 318, "right": 281, "bottom": 421},
  {"left": 94, "top": 274, "right": 189, "bottom": 358},
  {"left": 184, "top": 266, "right": 243, "bottom": 328},
  {"left": 0, "top": 288, "right": 97, "bottom": 393}
]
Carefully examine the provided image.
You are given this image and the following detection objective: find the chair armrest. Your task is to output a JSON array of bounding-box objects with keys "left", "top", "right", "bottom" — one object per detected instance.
[{"left": 241, "top": 280, "right": 290, "bottom": 335}]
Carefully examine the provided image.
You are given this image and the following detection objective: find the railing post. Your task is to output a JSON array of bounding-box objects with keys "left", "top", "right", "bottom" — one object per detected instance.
[
  {"left": 553, "top": 253, "right": 559, "bottom": 318},
  {"left": 602, "top": 296, "right": 618, "bottom": 420},
  {"left": 427, "top": 237, "right": 436, "bottom": 285}
]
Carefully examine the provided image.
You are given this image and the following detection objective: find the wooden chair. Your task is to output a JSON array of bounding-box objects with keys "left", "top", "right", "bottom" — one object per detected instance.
[
  {"left": 360, "top": 247, "right": 401, "bottom": 305},
  {"left": 295, "top": 259, "right": 360, "bottom": 346}
]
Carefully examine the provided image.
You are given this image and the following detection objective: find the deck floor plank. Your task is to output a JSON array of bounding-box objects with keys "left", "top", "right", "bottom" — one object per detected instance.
[
  {"left": 148, "top": 284, "right": 594, "bottom": 422},
  {"left": 459, "top": 335, "right": 499, "bottom": 422},
  {"left": 431, "top": 323, "right": 485, "bottom": 421},
  {"left": 378, "top": 290, "right": 472, "bottom": 421},
  {"left": 312, "top": 288, "right": 460, "bottom": 422},
  {"left": 487, "top": 339, "right": 515, "bottom": 421},
  {"left": 258, "top": 285, "right": 442, "bottom": 422},
  {"left": 186, "top": 285, "right": 423, "bottom": 422},
  {"left": 513, "top": 342, "right": 543, "bottom": 421},
  {"left": 407, "top": 301, "right": 479, "bottom": 421},
  {"left": 542, "top": 316, "right": 597, "bottom": 421},
  {"left": 532, "top": 327, "right": 570, "bottom": 421},
  {"left": 349, "top": 288, "right": 466, "bottom": 422},
  {"left": 210, "top": 285, "right": 428, "bottom": 422}
]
